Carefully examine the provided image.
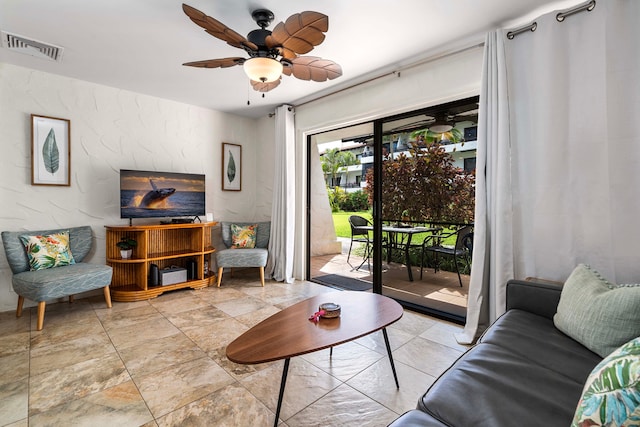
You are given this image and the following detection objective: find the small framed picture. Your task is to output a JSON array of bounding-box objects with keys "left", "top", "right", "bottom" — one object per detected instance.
[
  {"left": 222, "top": 142, "right": 241, "bottom": 191},
  {"left": 31, "top": 114, "right": 71, "bottom": 186}
]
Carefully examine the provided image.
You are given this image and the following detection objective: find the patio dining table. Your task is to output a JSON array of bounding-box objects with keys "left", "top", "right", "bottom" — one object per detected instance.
[{"left": 362, "top": 225, "right": 441, "bottom": 281}]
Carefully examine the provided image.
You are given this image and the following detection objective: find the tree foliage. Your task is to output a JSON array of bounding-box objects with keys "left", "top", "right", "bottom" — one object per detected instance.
[
  {"left": 364, "top": 142, "right": 475, "bottom": 223},
  {"left": 327, "top": 188, "right": 370, "bottom": 212},
  {"left": 341, "top": 190, "right": 369, "bottom": 211},
  {"left": 321, "top": 148, "right": 358, "bottom": 188}
]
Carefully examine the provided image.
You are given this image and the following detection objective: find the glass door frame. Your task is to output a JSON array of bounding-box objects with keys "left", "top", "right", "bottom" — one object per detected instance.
[{"left": 306, "top": 96, "right": 478, "bottom": 324}]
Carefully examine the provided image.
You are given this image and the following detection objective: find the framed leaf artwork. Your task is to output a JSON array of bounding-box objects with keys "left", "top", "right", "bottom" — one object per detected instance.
[
  {"left": 222, "top": 142, "right": 241, "bottom": 191},
  {"left": 31, "top": 114, "right": 71, "bottom": 186}
]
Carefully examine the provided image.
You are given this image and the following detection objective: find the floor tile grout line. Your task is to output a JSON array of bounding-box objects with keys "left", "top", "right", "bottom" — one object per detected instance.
[
  {"left": 282, "top": 372, "right": 344, "bottom": 424},
  {"left": 94, "top": 301, "right": 159, "bottom": 424}
]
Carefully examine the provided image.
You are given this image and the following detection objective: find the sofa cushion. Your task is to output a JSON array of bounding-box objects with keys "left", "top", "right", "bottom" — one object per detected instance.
[
  {"left": 553, "top": 264, "right": 640, "bottom": 357},
  {"left": 418, "top": 310, "right": 601, "bottom": 427},
  {"left": 231, "top": 223, "right": 257, "bottom": 248},
  {"left": 19, "top": 231, "right": 76, "bottom": 271},
  {"left": 572, "top": 336, "right": 640, "bottom": 427},
  {"left": 480, "top": 309, "right": 601, "bottom": 381}
]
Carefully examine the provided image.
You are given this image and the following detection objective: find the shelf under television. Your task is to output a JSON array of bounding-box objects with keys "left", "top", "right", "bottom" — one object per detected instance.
[{"left": 105, "top": 222, "right": 218, "bottom": 302}]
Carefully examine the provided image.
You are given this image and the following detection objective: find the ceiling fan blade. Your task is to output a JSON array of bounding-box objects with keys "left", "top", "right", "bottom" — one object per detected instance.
[
  {"left": 251, "top": 78, "right": 281, "bottom": 92},
  {"left": 182, "top": 4, "right": 258, "bottom": 51},
  {"left": 284, "top": 56, "right": 342, "bottom": 82},
  {"left": 183, "top": 57, "right": 245, "bottom": 68},
  {"left": 266, "top": 11, "right": 328, "bottom": 58}
]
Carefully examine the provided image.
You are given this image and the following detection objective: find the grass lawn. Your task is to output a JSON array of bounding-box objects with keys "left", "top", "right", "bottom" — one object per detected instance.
[
  {"left": 332, "top": 211, "right": 372, "bottom": 238},
  {"left": 332, "top": 211, "right": 457, "bottom": 246}
]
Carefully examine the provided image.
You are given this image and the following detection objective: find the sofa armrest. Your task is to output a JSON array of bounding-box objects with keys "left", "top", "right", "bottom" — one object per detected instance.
[{"left": 506, "top": 279, "right": 563, "bottom": 320}]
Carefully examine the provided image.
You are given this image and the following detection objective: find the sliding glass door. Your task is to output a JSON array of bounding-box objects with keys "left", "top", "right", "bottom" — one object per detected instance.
[
  {"left": 307, "top": 123, "right": 375, "bottom": 292},
  {"left": 373, "top": 97, "right": 477, "bottom": 323},
  {"left": 307, "top": 96, "right": 478, "bottom": 323}
]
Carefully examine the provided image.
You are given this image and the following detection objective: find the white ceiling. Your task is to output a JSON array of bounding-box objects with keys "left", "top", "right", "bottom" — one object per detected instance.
[{"left": 0, "top": 0, "right": 583, "bottom": 119}]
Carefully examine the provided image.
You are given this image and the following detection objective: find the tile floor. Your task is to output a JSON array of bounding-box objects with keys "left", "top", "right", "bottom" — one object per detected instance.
[{"left": 0, "top": 270, "right": 469, "bottom": 427}]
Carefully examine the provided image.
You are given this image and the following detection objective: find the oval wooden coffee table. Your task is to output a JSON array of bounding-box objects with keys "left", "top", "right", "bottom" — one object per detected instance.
[{"left": 226, "top": 291, "right": 403, "bottom": 427}]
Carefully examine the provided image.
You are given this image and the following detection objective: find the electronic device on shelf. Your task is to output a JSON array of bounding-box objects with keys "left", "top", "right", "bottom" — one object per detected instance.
[{"left": 120, "top": 169, "right": 205, "bottom": 223}]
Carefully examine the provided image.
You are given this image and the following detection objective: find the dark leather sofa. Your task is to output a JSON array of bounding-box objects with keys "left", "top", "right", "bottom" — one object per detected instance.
[{"left": 388, "top": 279, "right": 602, "bottom": 427}]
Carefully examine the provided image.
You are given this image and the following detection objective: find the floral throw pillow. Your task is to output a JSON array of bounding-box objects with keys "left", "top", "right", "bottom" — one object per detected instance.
[
  {"left": 230, "top": 224, "right": 257, "bottom": 248},
  {"left": 19, "top": 231, "right": 76, "bottom": 271},
  {"left": 571, "top": 336, "right": 640, "bottom": 427}
]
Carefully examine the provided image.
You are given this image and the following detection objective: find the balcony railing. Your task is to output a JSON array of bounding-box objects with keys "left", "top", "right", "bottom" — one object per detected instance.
[{"left": 328, "top": 182, "right": 361, "bottom": 189}]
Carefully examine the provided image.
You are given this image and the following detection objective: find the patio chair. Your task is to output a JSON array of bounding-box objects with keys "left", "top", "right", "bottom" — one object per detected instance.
[
  {"left": 421, "top": 225, "right": 473, "bottom": 287},
  {"left": 347, "top": 215, "right": 372, "bottom": 270}
]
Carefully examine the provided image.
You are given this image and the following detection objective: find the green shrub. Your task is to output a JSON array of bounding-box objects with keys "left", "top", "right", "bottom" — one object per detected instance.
[
  {"left": 339, "top": 190, "right": 370, "bottom": 211},
  {"left": 327, "top": 186, "right": 348, "bottom": 212},
  {"left": 364, "top": 142, "right": 475, "bottom": 223}
]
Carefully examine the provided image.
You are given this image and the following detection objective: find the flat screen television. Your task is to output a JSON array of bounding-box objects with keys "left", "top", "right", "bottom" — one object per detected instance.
[{"left": 120, "top": 169, "right": 205, "bottom": 221}]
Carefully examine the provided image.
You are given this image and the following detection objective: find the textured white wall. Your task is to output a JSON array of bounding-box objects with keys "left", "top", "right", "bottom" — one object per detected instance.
[
  {"left": 252, "top": 115, "right": 276, "bottom": 221},
  {"left": 0, "top": 63, "right": 266, "bottom": 313}
]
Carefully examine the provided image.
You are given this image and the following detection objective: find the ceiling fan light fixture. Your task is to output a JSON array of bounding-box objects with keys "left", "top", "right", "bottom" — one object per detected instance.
[
  {"left": 429, "top": 123, "right": 453, "bottom": 134},
  {"left": 243, "top": 57, "right": 283, "bottom": 83}
]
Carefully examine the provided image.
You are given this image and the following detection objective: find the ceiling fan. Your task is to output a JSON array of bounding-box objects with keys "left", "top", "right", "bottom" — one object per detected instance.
[
  {"left": 181, "top": 4, "right": 343, "bottom": 92},
  {"left": 426, "top": 108, "right": 479, "bottom": 133}
]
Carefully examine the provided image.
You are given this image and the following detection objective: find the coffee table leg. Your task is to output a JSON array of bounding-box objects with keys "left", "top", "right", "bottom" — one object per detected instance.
[
  {"left": 274, "top": 358, "right": 290, "bottom": 427},
  {"left": 382, "top": 328, "right": 399, "bottom": 388}
]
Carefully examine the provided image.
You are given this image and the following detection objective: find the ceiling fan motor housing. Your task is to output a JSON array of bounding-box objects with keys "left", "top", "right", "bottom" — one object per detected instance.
[
  {"left": 251, "top": 9, "right": 274, "bottom": 29},
  {"left": 247, "top": 29, "right": 272, "bottom": 50}
]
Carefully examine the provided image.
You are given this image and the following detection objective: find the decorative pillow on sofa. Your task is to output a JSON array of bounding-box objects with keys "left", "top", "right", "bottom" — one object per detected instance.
[
  {"left": 230, "top": 224, "right": 257, "bottom": 248},
  {"left": 571, "top": 336, "right": 640, "bottom": 427},
  {"left": 19, "top": 231, "right": 76, "bottom": 271},
  {"left": 553, "top": 264, "right": 640, "bottom": 358}
]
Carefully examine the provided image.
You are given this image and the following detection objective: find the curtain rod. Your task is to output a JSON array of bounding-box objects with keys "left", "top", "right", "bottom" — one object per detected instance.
[
  {"left": 507, "top": 22, "right": 537, "bottom": 40},
  {"left": 291, "top": 42, "right": 484, "bottom": 110},
  {"left": 557, "top": 0, "right": 595, "bottom": 22},
  {"left": 268, "top": 105, "right": 293, "bottom": 118},
  {"left": 507, "top": 0, "right": 595, "bottom": 39}
]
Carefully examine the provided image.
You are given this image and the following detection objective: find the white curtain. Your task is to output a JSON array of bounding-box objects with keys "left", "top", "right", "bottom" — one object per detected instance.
[
  {"left": 456, "top": 29, "right": 514, "bottom": 344},
  {"left": 458, "top": 0, "right": 640, "bottom": 344},
  {"left": 266, "top": 104, "right": 295, "bottom": 283}
]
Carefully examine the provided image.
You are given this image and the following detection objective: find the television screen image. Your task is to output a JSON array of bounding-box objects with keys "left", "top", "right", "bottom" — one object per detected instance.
[{"left": 120, "top": 169, "right": 205, "bottom": 219}]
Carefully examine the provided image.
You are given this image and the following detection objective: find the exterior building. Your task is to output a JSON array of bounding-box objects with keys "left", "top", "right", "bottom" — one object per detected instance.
[{"left": 320, "top": 125, "right": 477, "bottom": 193}]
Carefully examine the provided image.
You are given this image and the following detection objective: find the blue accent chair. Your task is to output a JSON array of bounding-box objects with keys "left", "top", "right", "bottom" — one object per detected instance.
[
  {"left": 216, "top": 221, "right": 270, "bottom": 287},
  {"left": 2, "top": 226, "right": 113, "bottom": 330}
]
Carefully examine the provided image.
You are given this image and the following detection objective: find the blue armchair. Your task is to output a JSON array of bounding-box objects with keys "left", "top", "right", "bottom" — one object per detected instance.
[
  {"left": 215, "top": 221, "right": 270, "bottom": 287},
  {"left": 2, "top": 226, "right": 113, "bottom": 330}
]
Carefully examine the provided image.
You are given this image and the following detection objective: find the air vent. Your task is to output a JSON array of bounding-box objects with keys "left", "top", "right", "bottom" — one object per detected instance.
[{"left": 1, "top": 31, "right": 64, "bottom": 62}]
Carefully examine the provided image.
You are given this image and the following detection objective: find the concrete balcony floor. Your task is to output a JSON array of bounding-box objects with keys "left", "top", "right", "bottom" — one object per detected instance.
[{"left": 310, "top": 247, "right": 469, "bottom": 319}]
